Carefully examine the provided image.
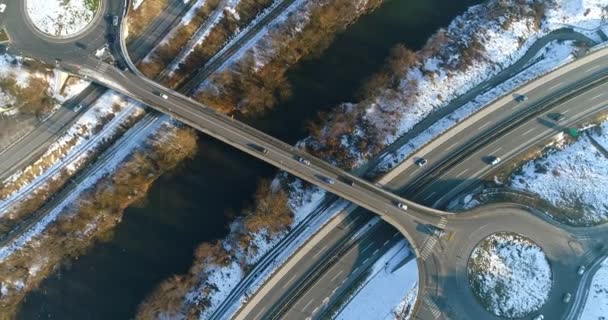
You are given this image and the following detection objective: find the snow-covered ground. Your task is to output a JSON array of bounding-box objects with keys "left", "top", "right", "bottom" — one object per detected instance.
[
  {"left": 468, "top": 233, "right": 552, "bottom": 318},
  {"left": 510, "top": 121, "right": 608, "bottom": 225},
  {"left": 0, "top": 114, "right": 165, "bottom": 269},
  {"left": 335, "top": 242, "right": 418, "bottom": 320},
  {"left": 0, "top": 54, "right": 87, "bottom": 114},
  {"left": 0, "top": 92, "right": 146, "bottom": 217},
  {"left": 133, "top": 0, "right": 145, "bottom": 11},
  {"left": 580, "top": 257, "right": 608, "bottom": 319},
  {"left": 26, "top": 0, "right": 98, "bottom": 37},
  {"left": 194, "top": 0, "right": 310, "bottom": 89}
]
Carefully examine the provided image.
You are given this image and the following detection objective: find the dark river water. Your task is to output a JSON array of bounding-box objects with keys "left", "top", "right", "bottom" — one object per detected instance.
[{"left": 18, "top": 0, "right": 480, "bottom": 318}]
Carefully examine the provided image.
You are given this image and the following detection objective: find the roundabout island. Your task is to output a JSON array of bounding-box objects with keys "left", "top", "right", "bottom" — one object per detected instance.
[
  {"left": 468, "top": 232, "right": 552, "bottom": 318},
  {"left": 25, "top": 0, "right": 101, "bottom": 38}
]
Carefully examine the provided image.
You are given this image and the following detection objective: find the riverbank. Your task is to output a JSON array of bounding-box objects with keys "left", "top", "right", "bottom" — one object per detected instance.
[{"left": 0, "top": 124, "right": 197, "bottom": 318}]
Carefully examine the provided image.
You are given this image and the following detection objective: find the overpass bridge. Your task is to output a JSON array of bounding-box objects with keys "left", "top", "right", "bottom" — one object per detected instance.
[{"left": 3, "top": 0, "right": 608, "bottom": 318}]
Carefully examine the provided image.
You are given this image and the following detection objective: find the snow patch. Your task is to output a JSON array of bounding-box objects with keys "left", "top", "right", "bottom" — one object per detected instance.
[
  {"left": 26, "top": 0, "right": 98, "bottom": 37},
  {"left": 469, "top": 233, "right": 552, "bottom": 318}
]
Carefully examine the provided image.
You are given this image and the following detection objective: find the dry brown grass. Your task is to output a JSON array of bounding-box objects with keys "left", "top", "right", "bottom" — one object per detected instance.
[
  {"left": 138, "top": 0, "right": 221, "bottom": 80},
  {"left": 126, "top": 0, "right": 170, "bottom": 41},
  {"left": 0, "top": 75, "right": 55, "bottom": 117}
]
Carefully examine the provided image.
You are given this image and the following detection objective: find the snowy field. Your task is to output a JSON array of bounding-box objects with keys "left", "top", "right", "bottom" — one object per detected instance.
[
  {"left": 335, "top": 242, "right": 418, "bottom": 320},
  {"left": 468, "top": 233, "right": 552, "bottom": 318},
  {"left": 580, "top": 257, "right": 608, "bottom": 319},
  {"left": 26, "top": 0, "right": 98, "bottom": 37},
  {"left": 510, "top": 121, "right": 608, "bottom": 225}
]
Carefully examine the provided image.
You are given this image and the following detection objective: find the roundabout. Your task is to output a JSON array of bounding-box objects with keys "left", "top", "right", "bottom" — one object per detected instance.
[{"left": 0, "top": 0, "right": 123, "bottom": 62}]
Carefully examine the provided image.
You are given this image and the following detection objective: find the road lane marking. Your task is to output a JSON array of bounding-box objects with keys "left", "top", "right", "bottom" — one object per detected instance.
[
  {"left": 363, "top": 258, "right": 369, "bottom": 265},
  {"left": 253, "top": 306, "right": 267, "bottom": 320},
  {"left": 454, "top": 168, "right": 469, "bottom": 178},
  {"left": 489, "top": 146, "right": 503, "bottom": 155},
  {"left": 547, "top": 81, "right": 563, "bottom": 91},
  {"left": 330, "top": 270, "right": 344, "bottom": 282},
  {"left": 586, "top": 64, "right": 601, "bottom": 73},
  {"left": 302, "top": 299, "right": 315, "bottom": 311},
  {"left": 590, "top": 93, "right": 604, "bottom": 101},
  {"left": 522, "top": 127, "right": 536, "bottom": 136},
  {"left": 344, "top": 215, "right": 361, "bottom": 229},
  {"left": 312, "top": 245, "right": 327, "bottom": 259},
  {"left": 477, "top": 122, "right": 492, "bottom": 131},
  {"left": 383, "top": 240, "right": 390, "bottom": 246},
  {"left": 373, "top": 249, "right": 380, "bottom": 256},
  {"left": 423, "top": 192, "right": 436, "bottom": 201},
  {"left": 361, "top": 242, "right": 375, "bottom": 254},
  {"left": 283, "top": 274, "right": 298, "bottom": 289}
]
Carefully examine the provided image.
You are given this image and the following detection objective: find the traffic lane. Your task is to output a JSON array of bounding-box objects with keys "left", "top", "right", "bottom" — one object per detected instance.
[
  {"left": 414, "top": 86, "right": 608, "bottom": 207},
  {"left": 243, "top": 211, "right": 373, "bottom": 320},
  {"left": 383, "top": 53, "right": 608, "bottom": 192},
  {"left": 281, "top": 222, "right": 403, "bottom": 320}
]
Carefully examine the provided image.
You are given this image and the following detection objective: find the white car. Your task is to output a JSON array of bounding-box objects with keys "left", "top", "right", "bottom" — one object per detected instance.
[
  {"left": 297, "top": 156, "right": 311, "bottom": 166},
  {"left": 489, "top": 156, "right": 501, "bottom": 166},
  {"left": 0, "top": 4, "right": 6, "bottom": 13},
  {"left": 158, "top": 93, "right": 168, "bottom": 100},
  {"left": 397, "top": 202, "right": 408, "bottom": 211},
  {"left": 577, "top": 265, "right": 586, "bottom": 276}
]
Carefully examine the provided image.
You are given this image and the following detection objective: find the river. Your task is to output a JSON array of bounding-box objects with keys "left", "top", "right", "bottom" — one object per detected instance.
[{"left": 18, "top": 0, "right": 480, "bottom": 318}]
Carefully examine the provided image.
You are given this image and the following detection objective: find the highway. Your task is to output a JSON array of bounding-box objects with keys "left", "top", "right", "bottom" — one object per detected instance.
[
  {"left": 231, "top": 46, "right": 608, "bottom": 319},
  {"left": 388, "top": 54, "right": 608, "bottom": 207},
  {"left": 4, "top": 1, "right": 608, "bottom": 319}
]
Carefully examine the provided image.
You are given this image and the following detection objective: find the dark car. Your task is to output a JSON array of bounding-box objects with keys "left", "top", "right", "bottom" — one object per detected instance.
[
  {"left": 548, "top": 112, "right": 565, "bottom": 122},
  {"left": 514, "top": 94, "right": 528, "bottom": 102},
  {"left": 339, "top": 176, "right": 355, "bottom": 186},
  {"left": 248, "top": 143, "right": 268, "bottom": 154}
]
